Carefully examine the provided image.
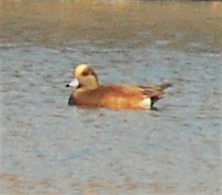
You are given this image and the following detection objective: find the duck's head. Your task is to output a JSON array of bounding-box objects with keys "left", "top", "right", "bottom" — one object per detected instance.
[{"left": 66, "top": 64, "right": 99, "bottom": 89}]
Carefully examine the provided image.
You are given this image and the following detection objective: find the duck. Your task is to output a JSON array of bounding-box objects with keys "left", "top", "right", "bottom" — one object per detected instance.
[{"left": 66, "top": 64, "right": 171, "bottom": 110}]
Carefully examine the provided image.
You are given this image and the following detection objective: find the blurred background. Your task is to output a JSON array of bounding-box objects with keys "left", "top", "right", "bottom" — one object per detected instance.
[{"left": 0, "top": 0, "right": 221, "bottom": 194}]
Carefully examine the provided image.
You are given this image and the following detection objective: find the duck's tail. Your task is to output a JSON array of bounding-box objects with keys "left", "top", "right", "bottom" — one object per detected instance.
[
  {"left": 150, "top": 95, "right": 161, "bottom": 107},
  {"left": 150, "top": 83, "right": 172, "bottom": 108},
  {"left": 159, "top": 83, "right": 172, "bottom": 89}
]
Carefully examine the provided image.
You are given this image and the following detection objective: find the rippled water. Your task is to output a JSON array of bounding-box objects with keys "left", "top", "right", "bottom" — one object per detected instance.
[{"left": 0, "top": 0, "right": 221, "bottom": 194}]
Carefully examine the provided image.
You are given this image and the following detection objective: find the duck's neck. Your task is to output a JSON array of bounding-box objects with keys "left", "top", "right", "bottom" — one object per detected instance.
[{"left": 78, "top": 76, "right": 99, "bottom": 90}]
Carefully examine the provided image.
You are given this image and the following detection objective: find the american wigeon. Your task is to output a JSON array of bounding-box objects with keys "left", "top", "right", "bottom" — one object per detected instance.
[{"left": 66, "top": 64, "right": 171, "bottom": 110}]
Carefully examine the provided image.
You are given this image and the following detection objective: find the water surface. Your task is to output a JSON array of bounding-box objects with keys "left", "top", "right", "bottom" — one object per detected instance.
[{"left": 0, "top": 0, "right": 221, "bottom": 194}]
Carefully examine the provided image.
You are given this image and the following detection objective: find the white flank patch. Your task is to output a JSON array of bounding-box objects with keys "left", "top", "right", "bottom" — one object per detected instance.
[{"left": 140, "top": 98, "right": 152, "bottom": 109}]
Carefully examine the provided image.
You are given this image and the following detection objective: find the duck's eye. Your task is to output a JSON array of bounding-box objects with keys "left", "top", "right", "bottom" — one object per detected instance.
[
  {"left": 82, "top": 69, "right": 92, "bottom": 76},
  {"left": 82, "top": 70, "right": 88, "bottom": 76}
]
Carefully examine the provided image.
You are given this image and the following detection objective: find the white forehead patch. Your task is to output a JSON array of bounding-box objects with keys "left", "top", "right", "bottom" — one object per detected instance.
[{"left": 75, "top": 64, "right": 89, "bottom": 76}]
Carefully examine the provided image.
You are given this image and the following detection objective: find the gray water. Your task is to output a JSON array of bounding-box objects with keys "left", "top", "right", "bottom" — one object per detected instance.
[{"left": 0, "top": 0, "right": 221, "bottom": 194}]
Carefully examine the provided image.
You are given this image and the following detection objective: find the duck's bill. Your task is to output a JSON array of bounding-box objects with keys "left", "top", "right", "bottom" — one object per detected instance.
[{"left": 66, "top": 79, "right": 79, "bottom": 88}]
